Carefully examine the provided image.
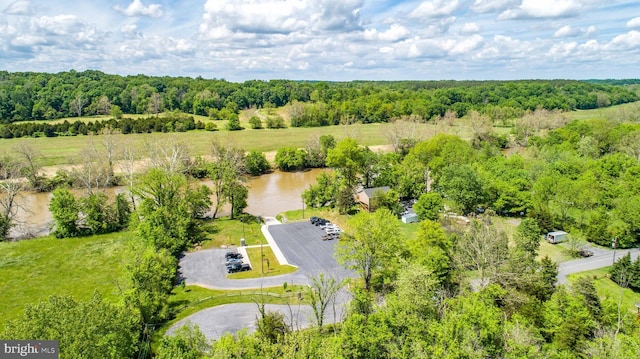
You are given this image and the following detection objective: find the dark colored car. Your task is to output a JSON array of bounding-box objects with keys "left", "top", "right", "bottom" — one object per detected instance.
[
  {"left": 310, "top": 216, "right": 320, "bottom": 224},
  {"left": 225, "top": 252, "right": 243, "bottom": 260},
  {"left": 225, "top": 257, "right": 242, "bottom": 266},
  {"left": 579, "top": 249, "right": 594, "bottom": 257},
  {"left": 227, "top": 262, "right": 251, "bottom": 273}
]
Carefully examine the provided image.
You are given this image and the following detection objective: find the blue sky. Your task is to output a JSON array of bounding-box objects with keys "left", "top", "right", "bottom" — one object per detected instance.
[{"left": 1, "top": 0, "right": 639, "bottom": 81}]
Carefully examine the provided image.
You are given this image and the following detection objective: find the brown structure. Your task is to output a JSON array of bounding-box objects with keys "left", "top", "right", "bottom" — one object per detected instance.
[{"left": 355, "top": 186, "right": 390, "bottom": 212}]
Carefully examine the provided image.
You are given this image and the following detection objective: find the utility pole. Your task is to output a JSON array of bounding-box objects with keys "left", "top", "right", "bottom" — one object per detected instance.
[
  {"left": 302, "top": 197, "right": 305, "bottom": 219},
  {"left": 612, "top": 237, "right": 618, "bottom": 265}
]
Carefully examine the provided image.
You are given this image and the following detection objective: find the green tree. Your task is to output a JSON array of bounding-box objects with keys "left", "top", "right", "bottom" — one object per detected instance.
[
  {"left": 248, "top": 116, "right": 262, "bottom": 129},
  {"left": 245, "top": 150, "right": 270, "bottom": 175},
  {"left": 302, "top": 172, "right": 339, "bottom": 208},
  {"left": 156, "top": 322, "right": 210, "bottom": 359},
  {"left": 413, "top": 192, "right": 443, "bottom": 221},
  {"left": 274, "top": 147, "right": 307, "bottom": 171},
  {"left": 132, "top": 169, "right": 210, "bottom": 255},
  {"left": 227, "top": 114, "right": 242, "bottom": 130},
  {"left": 125, "top": 247, "right": 177, "bottom": 325},
  {"left": 326, "top": 138, "right": 364, "bottom": 189},
  {"left": 2, "top": 293, "right": 138, "bottom": 359},
  {"left": 337, "top": 208, "right": 403, "bottom": 291},
  {"left": 407, "top": 220, "right": 454, "bottom": 286},
  {"left": 306, "top": 273, "right": 344, "bottom": 331},
  {"left": 438, "top": 164, "right": 485, "bottom": 214},
  {"left": 49, "top": 188, "right": 80, "bottom": 238},
  {"left": 514, "top": 218, "right": 542, "bottom": 257}
]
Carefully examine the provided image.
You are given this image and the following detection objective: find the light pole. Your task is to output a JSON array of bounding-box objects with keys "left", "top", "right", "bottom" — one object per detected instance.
[
  {"left": 612, "top": 237, "right": 618, "bottom": 265},
  {"left": 302, "top": 197, "right": 305, "bottom": 219},
  {"left": 240, "top": 217, "right": 245, "bottom": 247}
]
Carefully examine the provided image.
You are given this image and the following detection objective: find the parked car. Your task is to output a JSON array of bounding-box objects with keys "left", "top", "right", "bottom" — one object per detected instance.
[
  {"left": 310, "top": 216, "right": 320, "bottom": 225},
  {"left": 322, "top": 233, "right": 338, "bottom": 241},
  {"left": 225, "top": 257, "right": 242, "bottom": 266},
  {"left": 225, "top": 251, "right": 243, "bottom": 260},
  {"left": 579, "top": 249, "right": 594, "bottom": 257},
  {"left": 227, "top": 262, "right": 251, "bottom": 273}
]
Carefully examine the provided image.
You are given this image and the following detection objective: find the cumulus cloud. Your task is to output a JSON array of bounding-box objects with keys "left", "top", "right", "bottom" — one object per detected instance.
[
  {"left": 627, "top": 17, "right": 640, "bottom": 28},
  {"left": 499, "top": 0, "right": 581, "bottom": 20},
  {"left": 471, "top": 0, "right": 518, "bottom": 14},
  {"left": 460, "top": 22, "right": 480, "bottom": 34},
  {"left": 410, "top": 0, "right": 460, "bottom": 18},
  {"left": 3, "top": 0, "right": 32, "bottom": 15},
  {"left": 364, "top": 24, "right": 409, "bottom": 41},
  {"left": 114, "top": 0, "right": 163, "bottom": 18},
  {"left": 606, "top": 30, "right": 640, "bottom": 51},
  {"left": 554, "top": 25, "right": 579, "bottom": 37},
  {"left": 547, "top": 41, "right": 577, "bottom": 58},
  {"left": 199, "top": 0, "right": 362, "bottom": 40},
  {"left": 448, "top": 34, "right": 484, "bottom": 55}
]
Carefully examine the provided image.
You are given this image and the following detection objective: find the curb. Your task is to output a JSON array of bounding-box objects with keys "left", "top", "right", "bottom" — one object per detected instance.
[{"left": 261, "top": 223, "right": 290, "bottom": 266}]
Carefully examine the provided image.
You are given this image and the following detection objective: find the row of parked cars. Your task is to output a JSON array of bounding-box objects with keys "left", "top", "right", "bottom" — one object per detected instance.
[
  {"left": 310, "top": 216, "right": 343, "bottom": 240},
  {"left": 224, "top": 251, "right": 251, "bottom": 273}
]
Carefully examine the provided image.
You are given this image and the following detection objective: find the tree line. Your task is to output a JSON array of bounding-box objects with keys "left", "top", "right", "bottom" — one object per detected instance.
[{"left": 0, "top": 70, "right": 636, "bottom": 125}]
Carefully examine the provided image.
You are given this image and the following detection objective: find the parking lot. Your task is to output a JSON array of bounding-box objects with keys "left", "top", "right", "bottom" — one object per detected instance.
[{"left": 268, "top": 221, "right": 353, "bottom": 279}]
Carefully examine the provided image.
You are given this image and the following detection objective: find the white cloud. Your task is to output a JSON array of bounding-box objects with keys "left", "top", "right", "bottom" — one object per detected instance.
[
  {"left": 364, "top": 24, "right": 409, "bottom": 41},
  {"left": 3, "top": 0, "right": 32, "bottom": 15},
  {"left": 606, "top": 30, "right": 640, "bottom": 51},
  {"left": 11, "top": 34, "right": 46, "bottom": 47},
  {"left": 34, "top": 15, "right": 83, "bottom": 36},
  {"left": 114, "top": 0, "right": 163, "bottom": 18},
  {"left": 498, "top": 0, "right": 581, "bottom": 20},
  {"left": 410, "top": 0, "right": 460, "bottom": 18},
  {"left": 460, "top": 22, "right": 480, "bottom": 34},
  {"left": 448, "top": 35, "right": 484, "bottom": 55},
  {"left": 627, "top": 17, "right": 640, "bottom": 28},
  {"left": 471, "top": 0, "right": 518, "bottom": 14},
  {"left": 547, "top": 41, "right": 577, "bottom": 58},
  {"left": 554, "top": 25, "right": 579, "bottom": 37}
]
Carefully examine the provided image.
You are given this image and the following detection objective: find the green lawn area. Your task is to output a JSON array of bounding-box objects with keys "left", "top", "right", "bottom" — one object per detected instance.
[
  {"left": 156, "top": 284, "right": 305, "bottom": 341},
  {"left": 538, "top": 240, "right": 573, "bottom": 263},
  {"left": 200, "top": 217, "right": 267, "bottom": 249},
  {"left": 568, "top": 267, "right": 640, "bottom": 315},
  {"left": 0, "top": 231, "right": 138, "bottom": 330},
  {"left": 227, "top": 246, "right": 297, "bottom": 279}
]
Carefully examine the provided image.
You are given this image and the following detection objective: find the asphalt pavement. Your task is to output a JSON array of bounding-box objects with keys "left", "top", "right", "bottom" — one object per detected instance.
[
  {"left": 557, "top": 246, "right": 640, "bottom": 284},
  {"left": 171, "top": 219, "right": 355, "bottom": 340}
]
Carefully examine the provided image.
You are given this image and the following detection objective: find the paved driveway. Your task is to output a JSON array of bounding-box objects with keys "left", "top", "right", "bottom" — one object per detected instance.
[
  {"left": 268, "top": 221, "right": 354, "bottom": 279},
  {"left": 172, "top": 220, "right": 355, "bottom": 340}
]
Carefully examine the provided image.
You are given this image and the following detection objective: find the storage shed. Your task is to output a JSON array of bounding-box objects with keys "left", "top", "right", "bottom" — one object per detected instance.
[
  {"left": 355, "top": 186, "right": 390, "bottom": 212},
  {"left": 401, "top": 213, "right": 419, "bottom": 223},
  {"left": 546, "top": 231, "right": 568, "bottom": 244}
]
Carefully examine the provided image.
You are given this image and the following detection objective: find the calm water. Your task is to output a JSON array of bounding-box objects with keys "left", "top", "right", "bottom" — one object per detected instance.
[{"left": 9, "top": 168, "right": 327, "bottom": 238}]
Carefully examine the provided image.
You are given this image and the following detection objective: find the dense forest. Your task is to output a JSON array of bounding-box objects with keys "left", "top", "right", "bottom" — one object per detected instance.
[{"left": 0, "top": 70, "right": 637, "bottom": 126}]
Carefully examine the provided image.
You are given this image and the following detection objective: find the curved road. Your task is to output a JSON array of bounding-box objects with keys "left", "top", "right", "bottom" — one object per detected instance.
[
  {"left": 557, "top": 246, "right": 640, "bottom": 284},
  {"left": 173, "top": 219, "right": 639, "bottom": 340},
  {"left": 170, "top": 219, "right": 354, "bottom": 340}
]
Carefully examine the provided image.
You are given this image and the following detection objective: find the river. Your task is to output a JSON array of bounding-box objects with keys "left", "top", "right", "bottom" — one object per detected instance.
[{"left": 9, "top": 168, "right": 327, "bottom": 238}]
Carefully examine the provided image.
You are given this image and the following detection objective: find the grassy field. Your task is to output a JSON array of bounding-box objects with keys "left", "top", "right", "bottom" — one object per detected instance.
[
  {"left": 200, "top": 217, "right": 267, "bottom": 249},
  {"left": 566, "top": 101, "right": 640, "bottom": 121},
  {"left": 567, "top": 267, "right": 640, "bottom": 315},
  {"left": 0, "top": 231, "right": 137, "bottom": 329}
]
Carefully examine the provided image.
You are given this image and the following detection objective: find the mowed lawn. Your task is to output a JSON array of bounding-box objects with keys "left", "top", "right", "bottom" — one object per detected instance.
[{"left": 0, "top": 231, "right": 137, "bottom": 329}]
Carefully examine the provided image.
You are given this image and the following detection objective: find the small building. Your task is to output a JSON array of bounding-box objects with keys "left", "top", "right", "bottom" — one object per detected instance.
[
  {"left": 546, "top": 230, "right": 568, "bottom": 244},
  {"left": 355, "top": 186, "right": 390, "bottom": 212},
  {"left": 401, "top": 213, "right": 419, "bottom": 223}
]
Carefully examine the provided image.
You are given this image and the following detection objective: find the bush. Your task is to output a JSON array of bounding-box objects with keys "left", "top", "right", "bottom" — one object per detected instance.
[
  {"left": 245, "top": 150, "right": 270, "bottom": 175},
  {"left": 249, "top": 116, "right": 262, "bottom": 129}
]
